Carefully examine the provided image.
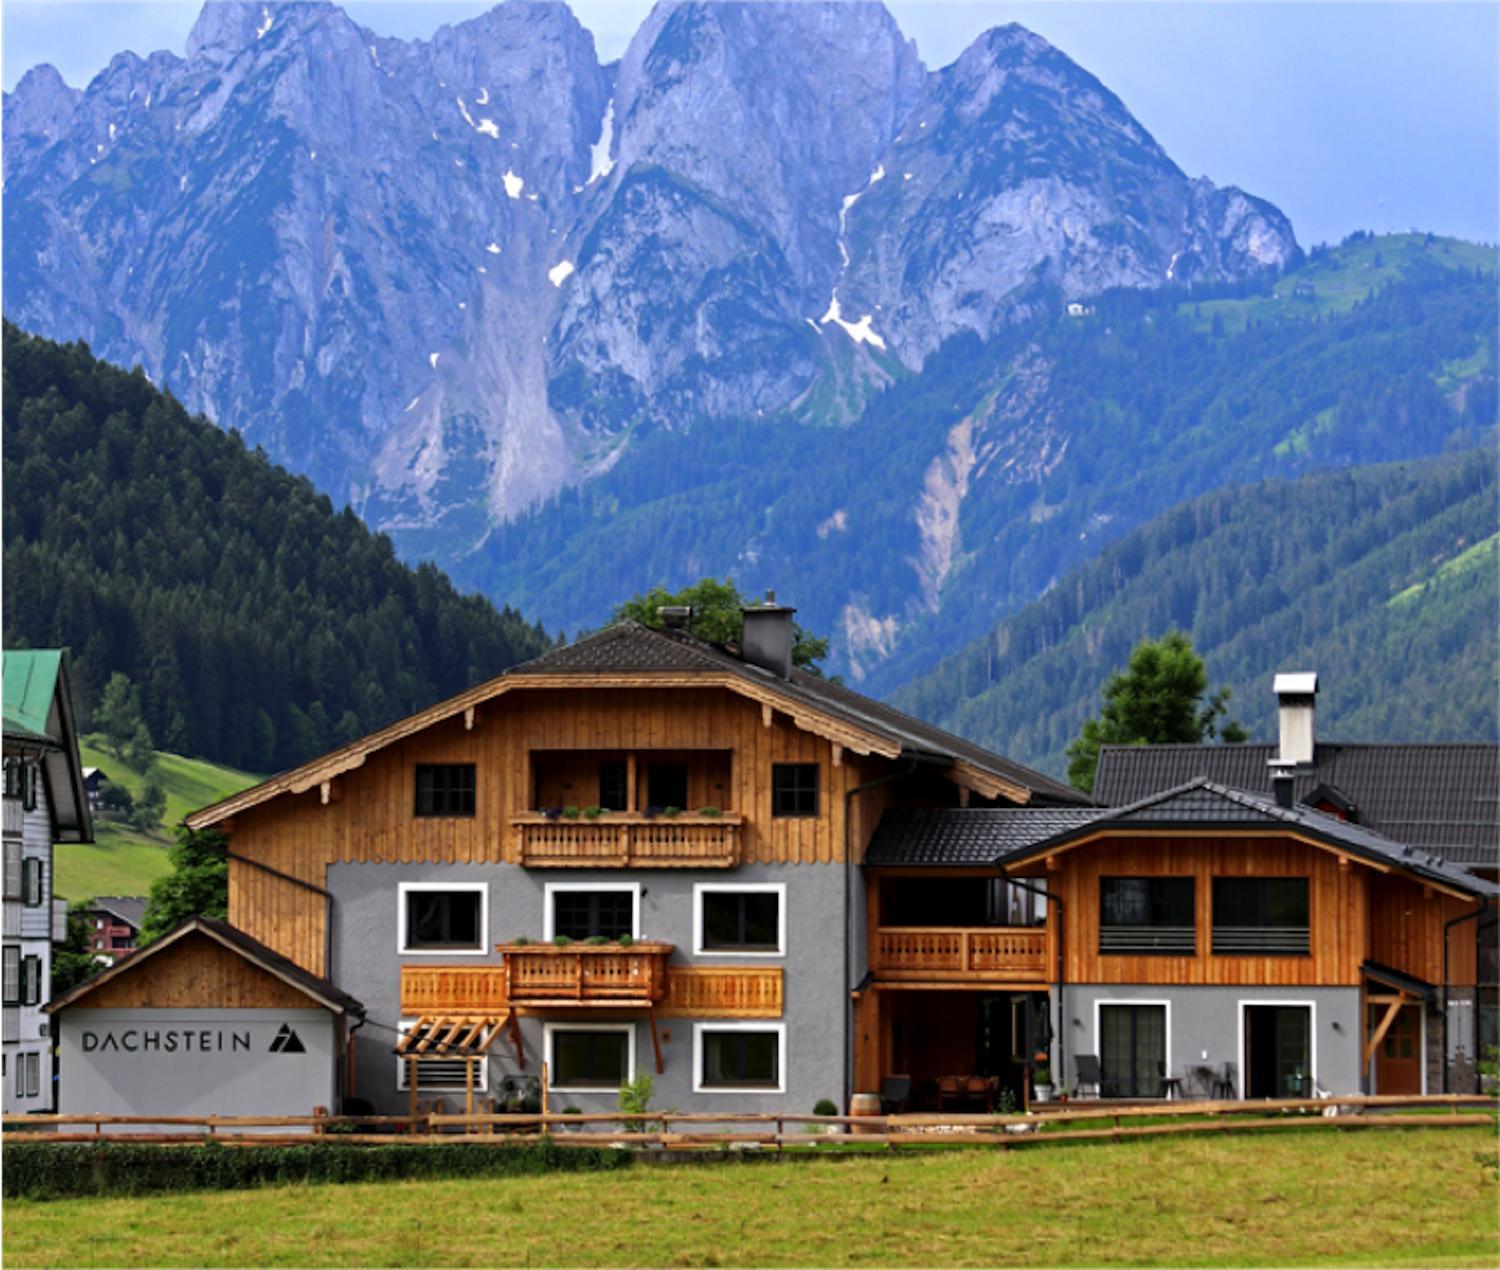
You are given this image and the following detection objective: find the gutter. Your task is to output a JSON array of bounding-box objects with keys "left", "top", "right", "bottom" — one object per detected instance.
[
  {"left": 226, "top": 850, "right": 336, "bottom": 981},
  {"left": 842, "top": 756, "right": 926, "bottom": 1111},
  {"left": 1002, "top": 867, "right": 1065, "bottom": 1097}
]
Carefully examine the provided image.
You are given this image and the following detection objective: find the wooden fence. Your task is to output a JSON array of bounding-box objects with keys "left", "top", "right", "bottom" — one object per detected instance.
[{"left": 4, "top": 1095, "right": 1493, "bottom": 1151}]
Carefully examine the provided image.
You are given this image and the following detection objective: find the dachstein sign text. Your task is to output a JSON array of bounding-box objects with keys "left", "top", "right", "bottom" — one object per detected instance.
[{"left": 81, "top": 1028, "right": 253, "bottom": 1054}]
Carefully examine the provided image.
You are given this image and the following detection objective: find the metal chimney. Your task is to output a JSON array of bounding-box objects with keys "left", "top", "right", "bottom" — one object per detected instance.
[
  {"left": 741, "top": 590, "right": 796, "bottom": 679},
  {"left": 1272, "top": 672, "right": 1318, "bottom": 768}
]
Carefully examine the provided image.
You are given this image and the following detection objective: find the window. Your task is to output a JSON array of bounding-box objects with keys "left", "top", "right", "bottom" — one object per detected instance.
[
  {"left": 3, "top": 761, "right": 22, "bottom": 801},
  {"left": 771, "top": 763, "right": 818, "bottom": 817},
  {"left": 695, "top": 885, "right": 785, "bottom": 955},
  {"left": 22, "top": 858, "right": 42, "bottom": 908},
  {"left": 21, "top": 764, "right": 36, "bottom": 812},
  {"left": 21, "top": 956, "right": 41, "bottom": 1007},
  {"left": 1099, "top": 878, "right": 1195, "bottom": 954},
  {"left": 646, "top": 763, "right": 687, "bottom": 811},
  {"left": 598, "top": 762, "right": 629, "bottom": 812},
  {"left": 546, "top": 885, "right": 639, "bottom": 941},
  {"left": 395, "top": 1020, "right": 490, "bottom": 1091},
  {"left": 414, "top": 764, "right": 476, "bottom": 817},
  {"left": 398, "top": 883, "right": 486, "bottom": 954},
  {"left": 545, "top": 1025, "right": 634, "bottom": 1091},
  {"left": 2, "top": 842, "right": 20, "bottom": 901},
  {"left": 694, "top": 1024, "right": 785, "bottom": 1093},
  {"left": 2, "top": 947, "right": 18, "bottom": 1007},
  {"left": 1213, "top": 879, "right": 1310, "bottom": 954}
]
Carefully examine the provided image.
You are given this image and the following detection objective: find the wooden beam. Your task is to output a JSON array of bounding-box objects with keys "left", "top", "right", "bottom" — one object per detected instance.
[
  {"left": 648, "top": 1006, "right": 665, "bottom": 1076},
  {"left": 1364, "top": 999, "right": 1404, "bottom": 1065},
  {"left": 831, "top": 744, "right": 843, "bottom": 769},
  {"left": 507, "top": 1012, "right": 525, "bottom": 1068},
  {"left": 464, "top": 706, "right": 477, "bottom": 731},
  {"left": 762, "top": 703, "right": 773, "bottom": 729}
]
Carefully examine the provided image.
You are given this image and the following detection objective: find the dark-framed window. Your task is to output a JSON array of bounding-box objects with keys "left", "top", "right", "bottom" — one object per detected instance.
[
  {"left": 1099, "top": 877, "right": 1195, "bottom": 954},
  {"left": 771, "top": 763, "right": 818, "bottom": 817},
  {"left": 1212, "top": 878, "right": 1310, "bottom": 954},
  {"left": 647, "top": 763, "right": 687, "bottom": 811},
  {"left": 698, "top": 1027, "right": 782, "bottom": 1090},
  {"left": 1099, "top": 1003, "right": 1166, "bottom": 1099},
  {"left": 549, "top": 1027, "right": 631, "bottom": 1089},
  {"left": 551, "top": 889, "right": 635, "bottom": 941},
  {"left": 699, "top": 888, "right": 782, "bottom": 953},
  {"left": 3, "top": 761, "right": 23, "bottom": 801},
  {"left": 401, "top": 886, "right": 484, "bottom": 952},
  {"left": 598, "top": 762, "right": 629, "bottom": 811},
  {"left": 21, "top": 859, "right": 42, "bottom": 908},
  {"left": 21, "top": 956, "right": 41, "bottom": 1007},
  {"left": 414, "top": 764, "right": 476, "bottom": 817}
]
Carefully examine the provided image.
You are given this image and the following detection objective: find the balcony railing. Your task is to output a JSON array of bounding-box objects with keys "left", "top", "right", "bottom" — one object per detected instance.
[
  {"left": 400, "top": 958, "right": 783, "bottom": 1018},
  {"left": 871, "top": 926, "right": 1049, "bottom": 982},
  {"left": 513, "top": 814, "right": 742, "bottom": 868}
]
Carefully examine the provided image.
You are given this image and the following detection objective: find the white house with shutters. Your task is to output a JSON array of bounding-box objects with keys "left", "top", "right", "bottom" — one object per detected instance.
[{"left": 3, "top": 650, "right": 91, "bottom": 1114}]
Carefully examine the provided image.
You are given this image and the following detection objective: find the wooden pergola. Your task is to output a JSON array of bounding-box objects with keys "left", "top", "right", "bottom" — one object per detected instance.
[
  {"left": 1362, "top": 962, "right": 1435, "bottom": 1069},
  {"left": 396, "top": 1012, "right": 517, "bottom": 1118}
]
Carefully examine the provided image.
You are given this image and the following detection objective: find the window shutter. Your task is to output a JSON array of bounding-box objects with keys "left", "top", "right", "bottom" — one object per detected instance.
[
  {"left": 21, "top": 765, "right": 37, "bottom": 813},
  {"left": 1, "top": 947, "right": 18, "bottom": 1006},
  {"left": 23, "top": 859, "right": 42, "bottom": 907},
  {"left": 3, "top": 843, "right": 20, "bottom": 900},
  {"left": 22, "top": 956, "right": 40, "bottom": 1006}
]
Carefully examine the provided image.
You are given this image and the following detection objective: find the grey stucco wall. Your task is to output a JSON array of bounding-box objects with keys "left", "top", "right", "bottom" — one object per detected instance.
[
  {"left": 57, "top": 1008, "right": 337, "bottom": 1122},
  {"left": 330, "top": 861, "right": 848, "bottom": 1116},
  {"left": 1054, "top": 984, "right": 1364, "bottom": 1097}
]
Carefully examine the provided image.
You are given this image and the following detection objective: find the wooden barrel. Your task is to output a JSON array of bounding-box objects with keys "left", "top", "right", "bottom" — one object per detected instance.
[{"left": 849, "top": 1092, "right": 882, "bottom": 1134}]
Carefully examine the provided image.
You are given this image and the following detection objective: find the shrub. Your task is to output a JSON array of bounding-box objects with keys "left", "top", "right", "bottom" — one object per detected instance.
[
  {"left": 813, "top": 1099, "right": 838, "bottom": 1116},
  {"left": 1, "top": 1140, "right": 630, "bottom": 1200},
  {"left": 697, "top": 806, "right": 722, "bottom": 817},
  {"left": 511, "top": 936, "right": 531, "bottom": 946},
  {"left": 584, "top": 935, "right": 609, "bottom": 946},
  {"left": 561, "top": 806, "right": 581, "bottom": 820},
  {"left": 581, "top": 806, "right": 604, "bottom": 820},
  {"left": 617, "top": 933, "right": 634, "bottom": 948},
  {"left": 662, "top": 806, "right": 681, "bottom": 818},
  {"left": 552, "top": 935, "right": 573, "bottom": 947}
]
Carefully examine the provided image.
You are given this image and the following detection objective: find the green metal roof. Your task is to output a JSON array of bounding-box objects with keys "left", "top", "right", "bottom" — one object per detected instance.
[{"left": 3, "top": 649, "right": 63, "bottom": 744}]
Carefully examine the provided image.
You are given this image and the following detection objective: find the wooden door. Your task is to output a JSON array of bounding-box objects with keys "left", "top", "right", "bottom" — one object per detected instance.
[{"left": 1373, "top": 1004, "right": 1422, "bottom": 1095}]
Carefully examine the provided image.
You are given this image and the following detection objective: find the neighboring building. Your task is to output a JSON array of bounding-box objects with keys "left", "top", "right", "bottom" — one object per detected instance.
[
  {"left": 82, "top": 768, "right": 110, "bottom": 813},
  {"left": 3, "top": 650, "right": 92, "bottom": 1114},
  {"left": 1093, "top": 674, "right": 1499, "bottom": 1067},
  {"left": 81, "top": 897, "right": 147, "bottom": 964},
  {"left": 177, "top": 612, "right": 1494, "bottom": 1115},
  {"left": 47, "top": 917, "right": 363, "bottom": 1126}
]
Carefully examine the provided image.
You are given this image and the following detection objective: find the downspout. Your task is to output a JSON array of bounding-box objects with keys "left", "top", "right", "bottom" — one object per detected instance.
[
  {"left": 1443, "top": 899, "right": 1493, "bottom": 1092},
  {"left": 226, "top": 850, "right": 336, "bottom": 980},
  {"left": 842, "top": 757, "right": 922, "bottom": 1112},
  {"left": 343, "top": 1011, "right": 367, "bottom": 1107},
  {"left": 1002, "top": 868, "right": 1065, "bottom": 1095}
]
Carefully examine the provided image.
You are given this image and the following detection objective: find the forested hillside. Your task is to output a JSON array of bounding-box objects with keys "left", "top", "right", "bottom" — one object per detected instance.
[
  {"left": 459, "top": 234, "right": 1496, "bottom": 685},
  {"left": 2, "top": 324, "right": 553, "bottom": 772},
  {"left": 890, "top": 450, "right": 1498, "bottom": 777}
]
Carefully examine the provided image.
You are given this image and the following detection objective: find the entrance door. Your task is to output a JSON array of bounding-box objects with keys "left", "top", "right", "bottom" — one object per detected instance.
[
  {"left": 1372, "top": 1004, "right": 1422, "bottom": 1094},
  {"left": 1245, "top": 1005, "right": 1312, "bottom": 1098},
  {"left": 1099, "top": 1004, "right": 1165, "bottom": 1098}
]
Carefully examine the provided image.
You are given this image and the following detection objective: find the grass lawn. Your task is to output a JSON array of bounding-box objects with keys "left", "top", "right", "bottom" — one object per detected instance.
[
  {"left": 4, "top": 1128, "right": 1496, "bottom": 1267},
  {"left": 54, "top": 738, "right": 259, "bottom": 900}
]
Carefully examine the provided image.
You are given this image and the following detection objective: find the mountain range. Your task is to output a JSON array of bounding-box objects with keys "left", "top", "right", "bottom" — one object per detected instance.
[{"left": 5, "top": 1, "right": 1494, "bottom": 694}]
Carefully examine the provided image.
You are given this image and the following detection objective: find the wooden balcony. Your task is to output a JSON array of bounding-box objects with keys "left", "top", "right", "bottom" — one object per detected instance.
[
  {"left": 400, "top": 958, "right": 783, "bottom": 1018},
  {"left": 512, "top": 814, "right": 742, "bottom": 868},
  {"left": 870, "top": 926, "right": 1049, "bottom": 983}
]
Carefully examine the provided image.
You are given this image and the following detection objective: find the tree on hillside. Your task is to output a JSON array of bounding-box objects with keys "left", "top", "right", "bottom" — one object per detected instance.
[
  {"left": 613, "top": 578, "right": 831, "bottom": 674},
  {"left": 94, "top": 672, "right": 150, "bottom": 763},
  {"left": 139, "top": 828, "right": 228, "bottom": 946},
  {"left": 1067, "top": 631, "right": 1247, "bottom": 794},
  {"left": 51, "top": 900, "right": 104, "bottom": 995}
]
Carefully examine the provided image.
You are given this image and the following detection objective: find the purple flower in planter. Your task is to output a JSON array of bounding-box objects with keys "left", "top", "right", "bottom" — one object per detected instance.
[
  {"left": 644, "top": 805, "right": 664, "bottom": 819},
  {"left": 544, "top": 806, "right": 564, "bottom": 821}
]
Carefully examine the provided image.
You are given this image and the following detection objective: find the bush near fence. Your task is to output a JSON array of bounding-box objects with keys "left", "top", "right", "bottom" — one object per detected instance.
[{"left": 2, "top": 1139, "right": 632, "bottom": 1200}]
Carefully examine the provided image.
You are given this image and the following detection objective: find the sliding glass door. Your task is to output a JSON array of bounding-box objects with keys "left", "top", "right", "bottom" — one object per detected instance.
[{"left": 1099, "top": 1004, "right": 1166, "bottom": 1098}]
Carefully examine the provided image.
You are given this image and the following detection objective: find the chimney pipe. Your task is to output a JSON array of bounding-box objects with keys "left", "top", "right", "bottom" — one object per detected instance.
[
  {"left": 1272, "top": 771, "right": 1295, "bottom": 809},
  {"left": 1272, "top": 672, "right": 1318, "bottom": 768},
  {"left": 741, "top": 590, "right": 796, "bottom": 679}
]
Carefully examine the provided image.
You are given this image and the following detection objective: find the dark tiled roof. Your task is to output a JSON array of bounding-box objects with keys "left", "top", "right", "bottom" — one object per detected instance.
[
  {"left": 47, "top": 917, "right": 365, "bottom": 1016},
  {"left": 89, "top": 896, "right": 147, "bottom": 929},
  {"left": 866, "top": 808, "right": 1104, "bottom": 866},
  {"left": 1093, "top": 743, "right": 1499, "bottom": 866},
  {"left": 514, "top": 623, "right": 1088, "bottom": 805}
]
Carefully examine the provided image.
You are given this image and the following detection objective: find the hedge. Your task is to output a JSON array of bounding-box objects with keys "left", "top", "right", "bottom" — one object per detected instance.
[{"left": 3, "top": 1139, "right": 632, "bottom": 1200}]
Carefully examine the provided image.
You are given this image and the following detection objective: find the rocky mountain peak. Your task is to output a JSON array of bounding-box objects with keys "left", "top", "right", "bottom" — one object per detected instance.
[
  {"left": 185, "top": 0, "right": 339, "bottom": 64},
  {"left": 5, "top": 64, "right": 80, "bottom": 139}
]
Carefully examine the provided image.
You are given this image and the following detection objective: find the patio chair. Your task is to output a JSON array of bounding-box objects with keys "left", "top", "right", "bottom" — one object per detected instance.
[
  {"left": 1188, "top": 1064, "right": 1217, "bottom": 1099},
  {"left": 881, "top": 1074, "right": 912, "bottom": 1114},
  {"left": 935, "top": 1075, "right": 962, "bottom": 1111},
  {"left": 1157, "top": 1061, "right": 1182, "bottom": 1101},
  {"left": 1212, "top": 1062, "right": 1237, "bottom": 1100},
  {"left": 1074, "top": 1054, "right": 1102, "bottom": 1099}
]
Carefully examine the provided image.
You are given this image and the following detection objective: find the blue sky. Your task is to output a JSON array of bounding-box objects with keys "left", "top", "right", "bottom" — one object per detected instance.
[{"left": 4, "top": 1, "right": 1496, "bottom": 248}]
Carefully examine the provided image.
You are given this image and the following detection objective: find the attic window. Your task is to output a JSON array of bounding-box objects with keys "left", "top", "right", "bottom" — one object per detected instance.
[
  {"left": 771, "top": 764, "right": 818, "bottom": 817},
  {"left": 414, "top": 764, "right": 475, "bottom": 817}
]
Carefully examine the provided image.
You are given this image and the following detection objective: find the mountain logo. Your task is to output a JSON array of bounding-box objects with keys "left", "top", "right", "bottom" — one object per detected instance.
[{"left": 268, "top": 1024, "right": 306, "bottom": 1054}]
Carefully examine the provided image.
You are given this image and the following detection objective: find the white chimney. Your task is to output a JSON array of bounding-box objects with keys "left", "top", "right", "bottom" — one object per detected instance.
[{"left": 1272, "top": 672, "right": 1318, "bottom": 768}]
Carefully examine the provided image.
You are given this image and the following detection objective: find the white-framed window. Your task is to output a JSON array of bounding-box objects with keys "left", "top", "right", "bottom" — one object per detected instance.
[
  {"left": 21, "top": 956, "right": 41, "bottom": 1007},
  {"left": 693, "top": 1022, "right": 786, "bottom": 1094},
  {"left": 1, "top": 946, "right": 18, "bottom": 1007},
  {"left": 394, "top": 1018, "right": 490, "bottom": 1092},
  {"left": 2, "top": 842, "right": 20, "bottom": 901},
  {"left": 693, "top": 883, "right": 786, "bottom": 957},
  {"left": 543, "top": 883, "right": 640, "bottom": 942},
  {"left": 543, "top": 1023, "right": 635, "bottom": 1093},
  {"left": 23, "top": 1051, "right": 39, "bottom": 1098},
  {"left": 22, "top": 858, "right": 43, "bottom": 908},
  {"left": 397, "top": 882, "right": 488, "bottom": 955}
]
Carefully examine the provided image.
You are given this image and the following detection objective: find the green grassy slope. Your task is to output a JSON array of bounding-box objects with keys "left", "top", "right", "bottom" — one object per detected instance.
[
  {"left": 54, "top": 738, "right": 258, "bottom": 901},
  {"left": 890, "top": 450, "right": 1498, "bottom": 778}
]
